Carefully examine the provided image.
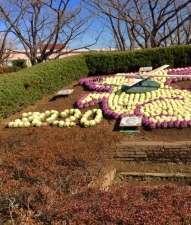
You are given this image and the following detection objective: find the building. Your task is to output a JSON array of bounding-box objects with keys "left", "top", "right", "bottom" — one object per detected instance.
[{"left": 3, "top": 45, "right": 117, "bottom": 67}]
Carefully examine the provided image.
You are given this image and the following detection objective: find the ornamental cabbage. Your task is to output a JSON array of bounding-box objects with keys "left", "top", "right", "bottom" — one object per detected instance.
[{"left": 58, "top": 121, "right": 65, "bottom": 127}]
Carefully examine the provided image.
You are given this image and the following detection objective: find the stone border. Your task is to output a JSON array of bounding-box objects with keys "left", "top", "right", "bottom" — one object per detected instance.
[
  {"left": 89, "top": 168, "right": 116, "bottom": 191},
  {"left": 120, "top": 172, "right": 191, "bottom": 178},
  {"left": 99, "top": 168, "right": 116, "bottom": 191},
  {"left": 113, "top": 141, "right": 191, "bottom": 162}
]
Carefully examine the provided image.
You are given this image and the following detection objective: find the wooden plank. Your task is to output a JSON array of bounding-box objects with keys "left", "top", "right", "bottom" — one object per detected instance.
[
  {"left": 140, "top": 74, "right": 191, "bottom": 78},
  {"left": 122, "top": 78, "right": 142, "bottom": 87},
  {"left": 116, "top": 73, "right": 138, "bottom": 76},
  {"left": 116, "top": 65, "right": 191, "bottom": 79},
  {"left": 146, "top": 65, "right": 169, "bottom": 75},
  {"left": 116, "top": 65, "right": 168, "bottom": 77},
  {"left": 123, "top": 74, "right": 191, "bottom": 78}
]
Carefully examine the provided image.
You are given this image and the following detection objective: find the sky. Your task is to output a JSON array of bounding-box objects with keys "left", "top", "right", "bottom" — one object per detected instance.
[
  {"left": 0, "top": 0, "right": 114, "bottom": 51},
  {"left": 64, "top": 0, "right": 114, "bottom": 50}
]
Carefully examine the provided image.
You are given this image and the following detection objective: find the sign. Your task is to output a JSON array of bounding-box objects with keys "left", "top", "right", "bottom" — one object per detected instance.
[
  {"left": 56, "top": 89, "right": 74, "bottom": 96},
  {"left": 139, "top": 67, "right": 152, "bottom": 72},
  {"left": 120, "top": 116, "right": 142, "bottom": 127}
]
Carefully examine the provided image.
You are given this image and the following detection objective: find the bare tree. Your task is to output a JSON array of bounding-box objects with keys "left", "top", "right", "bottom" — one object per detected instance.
[
  {"left": 82, "top": 0, "right": 133, "bottom": 50},
  {"left": 0, "top": 17, "right": 18, "bottom": 66},
  {"left": 160, "top": 4, "right": 191, "bottom": 46},
  {"left": 93, "top": 12, "right": 128, "bottom": 50},
  {"left": 83, "top": 0, "right": 191, "bottom": 49},
  {"left": 0, "top": 0, "right": 100, "bottom": 65},
  {"left": 0, "top": 27, "right": 12, "bottom": 65}
]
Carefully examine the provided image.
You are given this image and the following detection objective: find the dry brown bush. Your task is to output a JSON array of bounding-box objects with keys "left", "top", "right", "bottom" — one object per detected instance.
[{"left": 0, "top": 66, "right": 12, "bottom": 74}]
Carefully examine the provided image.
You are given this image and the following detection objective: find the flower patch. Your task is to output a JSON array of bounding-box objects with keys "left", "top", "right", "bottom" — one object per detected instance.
[{"left": 77, "top": 67, "right": 191, "bottom": 129}]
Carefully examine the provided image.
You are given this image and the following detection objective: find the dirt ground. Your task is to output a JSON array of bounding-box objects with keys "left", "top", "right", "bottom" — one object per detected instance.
[
  {"left": 1, "top": 79, "right": 191, "bottom": 185},
  {"left": 1, "top": 79, "right": 191, "bottom": 143}
]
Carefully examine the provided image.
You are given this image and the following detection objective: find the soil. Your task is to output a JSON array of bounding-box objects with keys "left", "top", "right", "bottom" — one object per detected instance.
[
  {"left": 1, "top": 79, "right": 191, "bottom": 142},
  {"left": 1, "top": 79, "right": 191, "bottom": 178}
]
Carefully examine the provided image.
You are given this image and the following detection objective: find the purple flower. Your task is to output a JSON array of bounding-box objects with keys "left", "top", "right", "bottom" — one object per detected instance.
[
  {"left": 179, "top": 120, "right": 187, "bottom": 128},
  {"left": 155, "top": 121, "right": 161, "bottom": 128},
  {"left": 102, "top": 106, "right": 109, "bottom": 112},
  {"left": 174, "top": 96, "right": 180, "bottom": 100},
  {"left": 174, "top": 120, "right": 180, "bottom": 128},
  {"left": 135, "top": 112, "right": 142, "bottom": 116},
  {"left": 171, "top": 84, "right": 179, "bottom": 89},
  {"left": 113, "top": 113, "right": 119, "bottom": 119},
  {"left": 108, "top": 87, "right": 113, "bottom": 93},
  {"left": 161, "top": 121, "right": 168, "bottom": 128},
  {"left": 83, "top": 102, "right": 89, "bottom": 108},
  {"left": 119, "top": 113, "right": 125, "bottom": 118},
  {"left": 143, "top": 120, "right": 150, "bottom": 126},
  {"left": 172, "top": 78, "right": 178, "bottom": 82},
  {"left": 97, "top": 87, "right": 104, "bottom": 91},
  {"left": 93, "top": 99, "right": 99, "bottom": 104},
  {"left": 148, "top": 122, "right": 156, "bottom": 129},
  {"left": 187, "top": 120, "right": 191, "bottom": 127},
  {"left": 104, "top": 109, "right": 111, "bottom": 116},
  {"left": 134, "top": 109, "right": 140, "bottom": 115},
  {"left": 165, "top": 78, "right": 172, "bottom": 85},
  {"left": 78, "top": 79, "right": 85, "bottom": 85},
  {"left": 110, "top": 112, "right": 118, "bottom": 119},
  {"left": 107, "top": 111, "right": 114, "bottom": 117},
  {"left": 77, "top": 103, "right": 83, "bottom": 108},
  {"left": 89, "top": 100, "right": 94, "bottom": 106},
  {"left": 167, "top": 121, "right": 174, "bottom": 127}
]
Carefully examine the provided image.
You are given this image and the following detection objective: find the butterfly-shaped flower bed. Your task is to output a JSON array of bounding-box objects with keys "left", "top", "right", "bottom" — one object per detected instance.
[{"left": 77, "top": 67, "right": 191, "bottom": 129}]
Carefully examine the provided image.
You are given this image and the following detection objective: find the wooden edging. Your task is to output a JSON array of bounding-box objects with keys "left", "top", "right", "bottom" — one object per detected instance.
[
  {"left": 95, "top": 170, "right": 191, "bottom": 191},
  {"left": 115, "top": 141, "right": 191, "bottom": 148},
  {"left": 120, "top": 172, "right": 191, "bottom": 178}
]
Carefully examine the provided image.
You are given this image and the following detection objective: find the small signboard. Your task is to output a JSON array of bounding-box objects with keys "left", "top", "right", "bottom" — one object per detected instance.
[
  {"left": 120, "top": 116, "right": 142, "bottom": 127},
  {"left": 56, "top": 89, "right": 74, "bottom": 96},
  {"left": 139, "top": 67, "right": 153, "bottom": 72}
]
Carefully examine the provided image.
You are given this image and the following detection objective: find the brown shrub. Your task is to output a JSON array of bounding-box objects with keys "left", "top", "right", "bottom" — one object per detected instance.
[
  {"left": 0, "top": 66, "right": 13, "bottom": 74},
  {"left": 1, "top": 127, "right": 191, "bottom": 224},
  {"left": 0, "top": 126, "right": 120, "bottom": 224},
  {"left": 42, "top": 183, "right": 191, "bottom": 224}
]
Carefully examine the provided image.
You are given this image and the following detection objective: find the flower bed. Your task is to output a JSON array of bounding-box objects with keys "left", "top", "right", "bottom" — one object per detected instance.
[
  {"left": 7, "top": 108, "right": 103, "bottom": 128},
  {"left": 7, "top": 67, "right": 191, "bottom": 129},
  {"left": 77, "top": 67, "right": 191, "bottom": 129}
]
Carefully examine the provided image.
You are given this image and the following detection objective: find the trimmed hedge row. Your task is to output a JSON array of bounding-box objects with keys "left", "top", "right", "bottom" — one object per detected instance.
[
  {"left": 1, "top": 45, "right": 191, "bottom": 121},
  {"left": 0, "top": 55, "right": 89, "bottom": 120},
  {"left": 84, "top": 45, "right": 191, "bottom": 75}
]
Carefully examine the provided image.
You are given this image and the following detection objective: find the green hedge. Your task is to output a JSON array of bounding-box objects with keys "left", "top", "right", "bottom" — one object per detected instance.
[
  {"left": 84, "top": 45, "right": 191, "bottom": 75},
  {"left": 1, "top": 45, "right": 191, "bottom": 121},
  {"left": 0, "top": 55, "right": 89, "bottom": 120}
]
